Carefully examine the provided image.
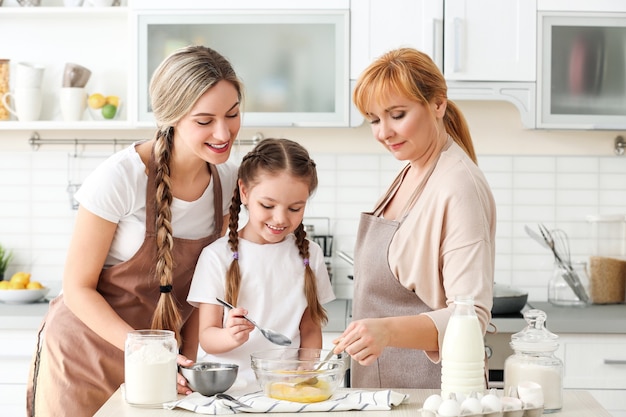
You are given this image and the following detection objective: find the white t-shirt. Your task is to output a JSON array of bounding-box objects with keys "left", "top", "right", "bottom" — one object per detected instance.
[
  {"left": 74, "top": 142, "right": 238, "bottom": 267},
  {"left": 187, "top": 234, "right": 336, "bottom": 387}
]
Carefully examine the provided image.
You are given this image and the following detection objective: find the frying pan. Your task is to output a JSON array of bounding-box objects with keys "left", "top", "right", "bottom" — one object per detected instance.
[{"left": 492, "top": 283, "right": 528, "bottom": 315}]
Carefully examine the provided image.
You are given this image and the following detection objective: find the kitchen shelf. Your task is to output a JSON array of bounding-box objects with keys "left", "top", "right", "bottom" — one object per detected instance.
[{"left": 0, "top": 120, "right": 135, "bottom": 130}]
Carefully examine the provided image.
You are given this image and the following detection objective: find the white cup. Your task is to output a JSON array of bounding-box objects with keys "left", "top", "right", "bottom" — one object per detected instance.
[
  {"left": 60, "top": 87, "right": 87, "bottom": 122},
  {"left": 15, "top": 62, "right": 45, "bottom": 89},
  {"left": 1, "top": 88, "right": 42, "bottom": 121}
]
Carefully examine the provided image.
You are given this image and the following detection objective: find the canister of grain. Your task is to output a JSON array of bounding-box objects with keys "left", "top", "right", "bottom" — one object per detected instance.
[
  {"left": 586, "top": 214, "right": 626, "bottom": 304},
  {"left": 504, "top": 309, "right": 563, "bottom": 413},
  {"left": 0, "top": 60, "right": 10, "bottom": 121}
]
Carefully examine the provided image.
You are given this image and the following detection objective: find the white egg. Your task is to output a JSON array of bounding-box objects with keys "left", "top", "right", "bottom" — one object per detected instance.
[
  {"left": 460, "top": 397, "right": 482, "bottom": 415},
  {"left": 438, "top": 398, "right": 462, "bottom": 417},
  {"left": 423, "top": 394, "right": 443, "bottom": 412},
  {"left": 480, "top": 393, "right": 502, "bottom": 412},
  {"left": 501, "top": 396, "right": 523, "bottom": 411}
]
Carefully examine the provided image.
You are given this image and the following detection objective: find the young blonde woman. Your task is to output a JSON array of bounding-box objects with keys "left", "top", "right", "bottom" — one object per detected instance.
[
  {"left": 27, "top": 46, "right": 243, "bottom": 417},
  {"left": 333, "top": 48, "right": 496, "bottom": 389},
  {"left": 187, "top": 138, "right": 335, "bottom": 387}
]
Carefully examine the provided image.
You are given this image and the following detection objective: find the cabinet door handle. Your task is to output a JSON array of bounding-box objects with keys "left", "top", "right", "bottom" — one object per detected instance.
[
  {"left": 432, "top": 18, "right": 443, "bottom": 70},
  {"left": 603, "top": 359, "right": 626, "bottom": 365},
  {"left": 453, "top": 17, "right": 464, "bottom": 72}
]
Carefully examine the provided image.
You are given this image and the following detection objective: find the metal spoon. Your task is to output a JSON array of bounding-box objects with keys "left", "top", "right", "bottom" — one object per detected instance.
[{"left": 215, "top": 297, "right": 292, "bottom": 346}]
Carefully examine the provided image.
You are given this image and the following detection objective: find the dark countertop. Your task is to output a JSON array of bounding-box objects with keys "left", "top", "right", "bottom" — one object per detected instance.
[{"left": 492, "top": 301, "right": 626, "bottom": 334}]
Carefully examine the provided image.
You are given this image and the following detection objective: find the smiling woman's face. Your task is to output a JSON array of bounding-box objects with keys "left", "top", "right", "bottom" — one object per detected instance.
[
  {"left": 174, "top": 80, "right": 241, "bottom": 165},
  {"left": 239, "top": 171, "right": 310, "bottom": 245},
  {"left": 365, "top": 91, "right": 445, "bottom": 163}
]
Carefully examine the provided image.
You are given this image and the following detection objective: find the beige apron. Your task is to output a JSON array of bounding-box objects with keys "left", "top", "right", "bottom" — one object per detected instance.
[
  {"left": 26, "top": 152, "right": 224, "bottom": 417},
  {"left": 351, "top": 157, "right": 441, "bottom": 389}
]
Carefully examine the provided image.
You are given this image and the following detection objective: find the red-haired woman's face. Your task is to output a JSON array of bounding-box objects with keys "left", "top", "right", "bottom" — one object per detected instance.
[{"left": 364, "top": 92, "right": 446, "bottom": 163}]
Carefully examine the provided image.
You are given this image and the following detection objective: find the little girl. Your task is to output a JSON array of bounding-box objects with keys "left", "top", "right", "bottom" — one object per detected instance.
[{"left": 187, "top": 138, "right": 335, "bottom": 387}]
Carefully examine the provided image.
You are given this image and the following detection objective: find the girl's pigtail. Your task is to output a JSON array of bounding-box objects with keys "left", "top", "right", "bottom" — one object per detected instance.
[
  {"left": 294, "top": 223, "right": 328, "bottom": 326},
  {"left": 225, "top": 184, "right": 242, "bottom": 305}
]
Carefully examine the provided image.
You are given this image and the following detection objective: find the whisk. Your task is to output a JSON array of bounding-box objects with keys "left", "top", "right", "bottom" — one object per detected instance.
[{"left": 550, "top": 228, "right": 571, "bottom": 267}]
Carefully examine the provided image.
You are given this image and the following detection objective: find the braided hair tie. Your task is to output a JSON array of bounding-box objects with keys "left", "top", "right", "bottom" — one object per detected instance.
[
  {"left": 159, "top": 284, "right": 173, "bottom": 293},
  {"left": 233, "top": 252, "right": 239, "bottom": 260},
  {"left": 303, "top": 258, "right": 310, "bottom": 266}
]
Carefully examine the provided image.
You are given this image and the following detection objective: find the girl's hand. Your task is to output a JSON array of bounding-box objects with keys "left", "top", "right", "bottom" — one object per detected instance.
[
  {"left": 224, "top": 307, "right": 255, "bottom": 345},
  {"left": 176, "top": 354, "right": 194, "bottom": 395},
  {"left": 333, "top": 319, "right": 389, "bottom": 366}
]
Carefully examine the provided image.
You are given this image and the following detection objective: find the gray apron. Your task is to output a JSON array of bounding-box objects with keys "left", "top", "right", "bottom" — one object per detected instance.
[
  {"left": 351, "top": 157, "right": 441, "bottom": 389},
  {"left": 26, "top": 150, "right": 224, "bottom": 417}
]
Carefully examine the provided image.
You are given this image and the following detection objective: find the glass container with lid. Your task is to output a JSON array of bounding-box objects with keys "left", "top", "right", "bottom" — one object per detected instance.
[{"left": 504, "top": 309, "right": 563, "bottom": 413}]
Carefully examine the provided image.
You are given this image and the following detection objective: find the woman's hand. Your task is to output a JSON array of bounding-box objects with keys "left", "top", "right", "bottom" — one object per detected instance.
[
  {"left": 176, "top": 354, "right": 194, "bottom": 395},
  {"left": 333, "top": 318, "right": 390, "bottom": 366}
]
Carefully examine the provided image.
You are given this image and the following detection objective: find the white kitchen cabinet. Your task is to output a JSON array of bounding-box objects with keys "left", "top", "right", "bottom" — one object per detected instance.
[
  {"left": 557, "top": 334, "right": 626, "bottom": 417},
  {"left": 0, "top": 329, "right": 38, "bottom": 416},
  {"left": 444, "top": 0, "right": 536, "bottom": 82},
  {"left": 350, "top": 0, "right": 444, "bottom": 79},
  {"left": 0, "top": 4, "right": 131, "bottom": 131}
]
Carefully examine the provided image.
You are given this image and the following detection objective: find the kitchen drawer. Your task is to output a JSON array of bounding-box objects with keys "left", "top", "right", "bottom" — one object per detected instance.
[
  {"left": 559, "top": 334, "right": 626, "bottom": 389},
  {"left": 0, "top": 383, "right": 27, "bottom": 411},
  {"left": 0, "top": 358, "right": 31, "bottom": 384},
  {"left": 0, "top": 329, "right": 38, "bottom": 357}
]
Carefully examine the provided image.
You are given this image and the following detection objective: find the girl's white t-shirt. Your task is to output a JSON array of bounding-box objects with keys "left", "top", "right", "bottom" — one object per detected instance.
[
  {"left": 74, "top": 142, "right": 238, "bottom": 267},
  {"left": 187, "top": 234, "right": 336, "bottom": 387}
]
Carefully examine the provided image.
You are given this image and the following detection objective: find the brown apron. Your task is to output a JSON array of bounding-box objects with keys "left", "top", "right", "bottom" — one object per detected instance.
[
  {"left": 351, "top": 156, "right": 441, "bottom": 389},
  {"left": 26, "top": 152, "right": 225, "bottom": 417}
]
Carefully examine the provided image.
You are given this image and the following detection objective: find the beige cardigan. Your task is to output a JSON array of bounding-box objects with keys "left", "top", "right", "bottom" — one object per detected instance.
[{"left": 385, "top": 140, "right": 496, "bottom": 362}]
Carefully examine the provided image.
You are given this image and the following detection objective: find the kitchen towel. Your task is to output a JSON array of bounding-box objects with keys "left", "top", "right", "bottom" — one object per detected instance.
[{"left": 163, "top": 389, "right": 409, "bottom": 414}]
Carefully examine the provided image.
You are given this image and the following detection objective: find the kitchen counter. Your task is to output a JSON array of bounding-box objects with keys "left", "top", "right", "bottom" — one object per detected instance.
[
  {"left": 94, "top": 388, "right": 612, "bottom": 417},
  {"left": 0, "top": 299, "right": 49, "bottom": 330},
  {"left": 490, "top": 301, "right": 626, "bottom": 334}
]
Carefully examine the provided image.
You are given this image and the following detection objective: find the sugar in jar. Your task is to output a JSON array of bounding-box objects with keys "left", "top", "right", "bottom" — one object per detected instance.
[
  {"left": 124, "top": 330, "right": 178, "bottom": 406},
  {"left": 504, "top": 309, "right": 563, "bottom": 413}
]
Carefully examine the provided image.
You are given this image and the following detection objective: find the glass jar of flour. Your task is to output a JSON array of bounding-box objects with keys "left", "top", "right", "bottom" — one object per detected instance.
[
  {"left": 125, "top": 330, "right": 178, "bottom": 406},
  {"left": 504, "top": 309, "right": 563, "bottom": 413}
]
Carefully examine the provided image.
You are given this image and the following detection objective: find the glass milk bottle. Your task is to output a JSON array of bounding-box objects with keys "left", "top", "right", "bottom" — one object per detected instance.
[
  {"left": 125, "top": 330, "right": 178, "bottom": 406},
  {"left": 440, "top": 296, "right": 486, "bottom": 399},
  {"left": 504, "top": 309, "right": 563, "bottom": 413}
]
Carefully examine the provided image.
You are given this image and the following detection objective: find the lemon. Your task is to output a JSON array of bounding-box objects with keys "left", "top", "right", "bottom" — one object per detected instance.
[
  {"left": 9, "top": 281, "right": 26, "bottom": 290},
  {"left": 27, "top": 281, "right": 43, "bottom": 290},
  {"left": 88, "top": 93, "right": 106, "bottom": 109},
  {"left": 101, "top": 104, "right": 117, "bottom": 120},
  {"left": 105, "top": 95, "right": 120, "bottom": 107},
  {"left": 0, "top": 281, "right": 9, "bottom": 290},
  {"left": 10, "top": 271, "right": 31, "bottom": 286}
]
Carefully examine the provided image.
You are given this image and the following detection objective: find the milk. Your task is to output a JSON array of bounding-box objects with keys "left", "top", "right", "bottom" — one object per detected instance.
[
  {"left": 124, "top": 330, "right": 177, "bottom": 406},
  {"left": 440, "top": 298, "right": 485, "bottom": 399}
]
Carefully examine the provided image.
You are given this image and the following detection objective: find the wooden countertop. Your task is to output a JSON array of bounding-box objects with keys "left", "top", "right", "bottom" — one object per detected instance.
[{"left": 94, "top": 388, "right": 612, "bottom": 417}]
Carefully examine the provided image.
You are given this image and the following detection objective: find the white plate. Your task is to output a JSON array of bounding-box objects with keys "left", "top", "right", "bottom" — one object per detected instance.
[{"left": 0, "top": 287, "right": 50, "bottom": 304}]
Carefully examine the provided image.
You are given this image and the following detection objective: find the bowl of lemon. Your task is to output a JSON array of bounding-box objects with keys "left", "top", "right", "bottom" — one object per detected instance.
[
  {"left": 0, "top": 272, "right": 49, "bottom": 304},
  {"left": 87, "top": 92, "right": 122, "bottom": 121}
]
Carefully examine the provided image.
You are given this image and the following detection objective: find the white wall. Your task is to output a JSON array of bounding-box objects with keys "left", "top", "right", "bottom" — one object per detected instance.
[{"left": 0, "top": 101, "right": 625, "bottom": 300}]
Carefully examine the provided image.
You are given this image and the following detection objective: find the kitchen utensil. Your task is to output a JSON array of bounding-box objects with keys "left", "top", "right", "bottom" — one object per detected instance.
[
  {"left": 179, "top": 362, "right": 238, "bottom": 396},
  {"left": 295, "top": 342, "right": 339, "bottom": 387},
  {"left": 215, "top": 297, "right": 291, "bottom": 346},
  {"left": 537, "top": 224, "right": 590, "bottom": 304},
  {"left": 250, "top": 347, "right": 345, "bottom": 403},
  {"left": 492, "top": 283, "right": 528, "bottom": 315},
  {"left": 215, "top": 393, "right": 251, "bottom": 408},
  {"left": 550, "top": 228, "right": 571, "bottom": 266}
]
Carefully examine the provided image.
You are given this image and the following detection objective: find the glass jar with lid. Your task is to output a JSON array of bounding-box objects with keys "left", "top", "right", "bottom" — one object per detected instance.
[
  {"left": 548, "top": 260, "right": 590, "bottom": 307},
  {"left": 504, "top": 309, "right": 563, "bottom": 413}
]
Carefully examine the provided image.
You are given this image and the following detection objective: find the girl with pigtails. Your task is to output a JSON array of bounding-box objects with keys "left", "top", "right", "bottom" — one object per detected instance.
[
  {"left": 27, "top": 45, "right": 242, "bottom": 417},
  {"left": 188, "top": 138, "right": 335, "bottom": 387}
]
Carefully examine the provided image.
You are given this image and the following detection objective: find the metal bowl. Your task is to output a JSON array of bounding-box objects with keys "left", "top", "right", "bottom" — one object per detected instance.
[
  {"left": 251, "top": 348, "right": 346, "bottom": 403},
  {"left": 179, "top": 362, "right": 238, "bottom": 396}
]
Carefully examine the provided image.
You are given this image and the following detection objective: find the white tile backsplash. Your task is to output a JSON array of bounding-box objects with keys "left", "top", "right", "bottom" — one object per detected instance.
[{"left": 1, "top": 150, "right": 625, "bottom": 302}]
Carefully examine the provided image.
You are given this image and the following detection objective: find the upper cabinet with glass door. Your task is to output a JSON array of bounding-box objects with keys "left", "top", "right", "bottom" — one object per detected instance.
[
  {"left": 537, "top": 11, "right": 626, "bottom": 129},
  {"left": 131, "top": 6, "right": 350, "bottom": 128}
]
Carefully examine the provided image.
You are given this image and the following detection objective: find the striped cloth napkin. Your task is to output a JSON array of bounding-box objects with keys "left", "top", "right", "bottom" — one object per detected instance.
[{"left": 163, "top": 389, "right": 409, "bottom": 414}]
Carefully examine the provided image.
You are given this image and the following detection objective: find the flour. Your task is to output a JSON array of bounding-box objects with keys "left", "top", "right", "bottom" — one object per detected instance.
[{"left": 125, "top": 337, "right": 177, "bottom": 405}]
